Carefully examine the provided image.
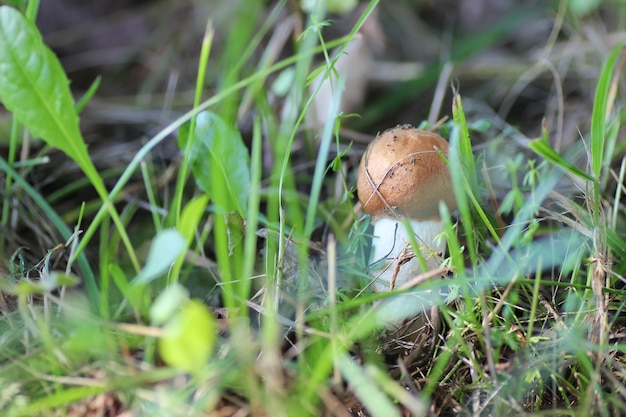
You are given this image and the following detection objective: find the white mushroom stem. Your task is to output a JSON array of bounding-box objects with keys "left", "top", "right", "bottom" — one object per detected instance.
[{"left": 369, "top": 217, "right": 445, "bottom": 292}]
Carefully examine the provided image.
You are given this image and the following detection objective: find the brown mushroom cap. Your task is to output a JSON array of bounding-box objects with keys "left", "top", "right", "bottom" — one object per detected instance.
[{"left": 357, "top": 125, "right": 456, "bottom": 221}]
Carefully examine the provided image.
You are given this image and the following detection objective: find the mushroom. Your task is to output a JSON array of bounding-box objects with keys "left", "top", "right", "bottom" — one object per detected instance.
[{"left": 357, "top": 125, "right": 455, "bottom": 292}]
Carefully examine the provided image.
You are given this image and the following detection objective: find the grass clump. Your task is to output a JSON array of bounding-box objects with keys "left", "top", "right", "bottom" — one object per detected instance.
[{"left": 1, "top": 1, "right": 626, "bottom": 416}]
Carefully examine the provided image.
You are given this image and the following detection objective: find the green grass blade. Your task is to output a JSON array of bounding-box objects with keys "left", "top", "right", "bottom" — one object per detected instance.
[
  {"left": 0, "top": 156, "right": 98, "bottom": 305},
  {"left": 170, "top": 195, "right": 210, "bottom": 283},
  {"left": 529, "top": 139, "right": 594, "bottom": 182},
  {"left": 74, "top": 75, "right": 101, "bottom": 114},
  {"left": 215, "top": 0, "right": 263, "bottom": 122},
  {"left": 449, "top": 123, "right": 478, "bottom": 263},
  {"left": 590, "top": 43, "right": 623, "bottom": 226},
  {"left": 303, "top": 0, "right": 379, "bottom": 241},
  {"left": 24, "top": 0, "right": 39, "bottom": 22},
  {"left": 452, "top": 91, "right": 479, "bottom": 195},
  {"left": 590, "top": 43, "right": 622, "bottom": 180},
  {"left": 242, "top": 117, "right": 263, "bottom": 292},
  {"left": 169, "top": 21, "right": 213, "bottom": 227}
]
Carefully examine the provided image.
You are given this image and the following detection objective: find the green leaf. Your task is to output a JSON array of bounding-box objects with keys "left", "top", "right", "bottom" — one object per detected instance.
[
  {"left": 109, "top": 263, "right": 130, "bottom": 299},
  {"left": 178, "top": 195, "right": 209, "bottom": 245},
  {"left": 134, "top": 229, "right": 186, "bottom": 285},
  {"left": 158, "top": 299, "right": 217, "bottom": 374},
  {"left": 590, "top": 43, "right": 622, "bottom": 180},
  {"left": 75, "top": 75, "right": 101, "bottom": 114},
  {"left": 452, "top": 91, "right": 479, "bottom": 195},
  {"left": 449, "top": 124, "right": 477, "bottom": 263},
  {"left": 149, "top": 283, "right": 189, "bottom": 326},
  {"left": 169, "top": 194, "right": 209, "bottom": 282},
  {"left": 110, "top": 263, "right": 147, "bottom": 316},
  {"left": 181, "top": 111, "right": 250, "bottom": 215},
  {"left": 529, "top": 139, "right": 594, "bottom": 182},
  {"left": 499, "top": 188, "right": 525, "bottom": 215},
  {"left": 0, "top": 6, "right": 89, "bottom": 174},
  {"left": 0, "top": 6, "right": 142, "bottom": 279},
  {"left": 0, "top": 1, "right": 27, "bottom": 11}
]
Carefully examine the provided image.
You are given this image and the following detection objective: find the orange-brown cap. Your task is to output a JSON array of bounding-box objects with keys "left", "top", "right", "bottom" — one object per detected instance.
[{"left": 357, "top": 125, "right": 456, "bottom": 221}]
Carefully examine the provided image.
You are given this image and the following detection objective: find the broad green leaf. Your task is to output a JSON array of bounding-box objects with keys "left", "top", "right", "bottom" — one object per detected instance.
[
  {"left": 180, "top": 111, "right": 250, "bottom": 215},
  {"left": 159, "top": 299, "right": 217, "bottom": 374},
  {"left": 0, "top": 7, "right": 143, "bottom": 280},
  {"left": 134, "top": 229, "right": 186, "bottom": 285},
  {"left": 0, "top": 7, "right": 91, "bottom": 175}
]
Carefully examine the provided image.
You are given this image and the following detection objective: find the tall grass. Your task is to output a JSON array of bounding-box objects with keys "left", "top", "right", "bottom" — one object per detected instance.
[{"left": 0, "top": 1, "right": 625, "bottom": 416}]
